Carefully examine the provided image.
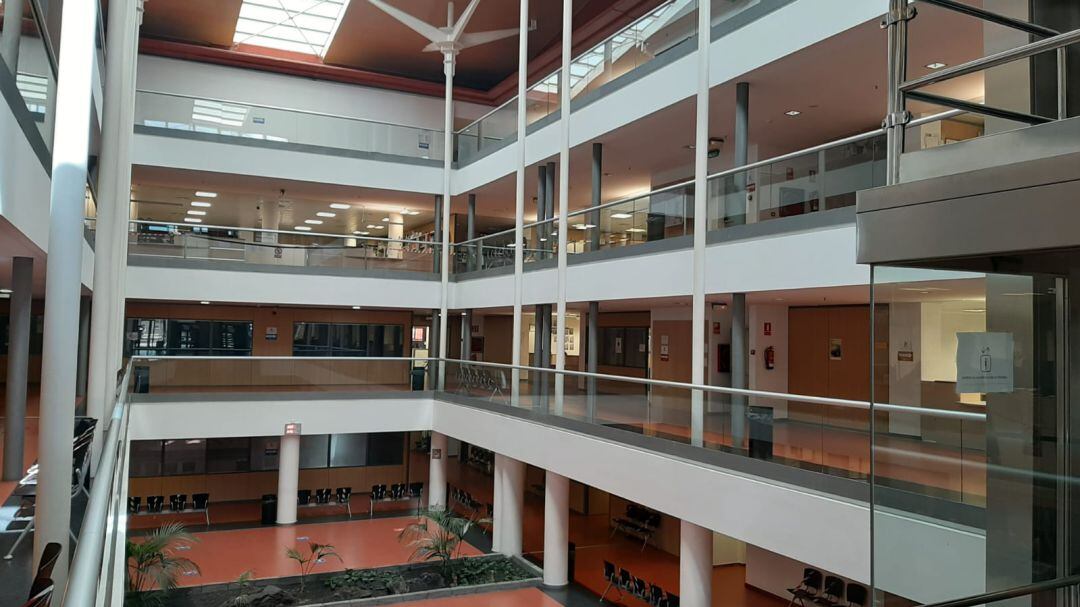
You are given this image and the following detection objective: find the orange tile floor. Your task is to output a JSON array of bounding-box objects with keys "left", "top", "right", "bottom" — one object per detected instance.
[
  {"left": 0, "top": 389, "right": 41, "bottom": 504},
  {"left": 392, "top": 588, "right": 563, "bottom": 607}
]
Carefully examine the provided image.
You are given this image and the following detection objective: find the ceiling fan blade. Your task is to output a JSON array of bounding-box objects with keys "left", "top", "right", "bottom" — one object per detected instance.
[
  {"left": 367, "top": 0, "right": 445, "bottom": 43},
  {"left": 458, "top": 28, "right": 519, "bottom": 49},
  {"left": 450, "top": 0, "right": 483, "bottom": 41}
]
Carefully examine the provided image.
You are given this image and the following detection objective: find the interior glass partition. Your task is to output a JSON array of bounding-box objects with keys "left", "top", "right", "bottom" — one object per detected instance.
[{"left": 871, "top": 263, "right": 1078, "bottom": 606}]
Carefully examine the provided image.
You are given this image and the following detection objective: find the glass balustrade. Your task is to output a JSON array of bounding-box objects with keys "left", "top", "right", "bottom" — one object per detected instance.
[
  {"left": 135, "top": 90, "right": 444, "bottom": 161},
  {"left": 97, "top": 221, "right": 441, "bottom": 274}
]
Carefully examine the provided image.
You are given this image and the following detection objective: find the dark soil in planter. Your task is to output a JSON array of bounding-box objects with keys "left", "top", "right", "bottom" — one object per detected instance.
[{"left": 131, "top": 555, "right": 537, "bottom": 607}]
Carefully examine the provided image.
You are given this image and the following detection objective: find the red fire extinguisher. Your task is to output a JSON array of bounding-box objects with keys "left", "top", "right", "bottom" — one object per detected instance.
[{"left": 764, "top": 346, "right": 775, "bottom": 370}]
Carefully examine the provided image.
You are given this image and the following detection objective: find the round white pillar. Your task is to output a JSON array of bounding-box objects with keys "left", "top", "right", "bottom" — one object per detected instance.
[
  {"left": 276, "top": 430, "right": 301, "bottom": 524},
  {"left": 492, "top": 453, "right": 504, "bottom": 552},
  {"left": 679, "top": 520, "right": 713, "bottom": 607},
  {"left": 543, "top": 470, "right": 570, "bottom": 586},
  {"left": 428, "top": 432, "right": 448, "bottom": 509},
  {"left": 500, "top": 456, "right": 525, "bottom": 556}
]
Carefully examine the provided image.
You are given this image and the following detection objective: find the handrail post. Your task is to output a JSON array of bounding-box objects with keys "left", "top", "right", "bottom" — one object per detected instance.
[
  {"left": 1058, "top": 46, "right": 1068, "bottom": 120},
  {"left": 884, "top": 0, "right": 913, "bottom": 186}
]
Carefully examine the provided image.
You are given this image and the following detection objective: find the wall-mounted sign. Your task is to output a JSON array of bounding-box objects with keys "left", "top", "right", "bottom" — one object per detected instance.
[
  {"left": 252, "top": 116, "right": 266, "bottom": 124},
  {"left": 956, "top": 332, "right": 1014, "bottom": 393},
  {"left": 266, "top": 326, "right": 278, "bottom": 341},
  {"left": 897, "top": 350, "right": 914, "bottom": 362},
  {"left": 284, "top": 422, "right": 301, "bottom": 435},
  {"left": 431, "top": 448, "right": 442, "bottom": 460},
  {"left": 829, "top": 338, "right": 843, "bottom": 361},
  {"left": 764, "top": 322, "right": 772, "bottom": 336},
  {"left": 274, "top": 246, "right": 283, "bottom": 259}
]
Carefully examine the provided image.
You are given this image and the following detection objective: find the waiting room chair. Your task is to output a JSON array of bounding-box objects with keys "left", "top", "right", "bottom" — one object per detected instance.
[
  {"left": 169, "top": 494, "right": 187, "bottom": 512},
  {"left": 816, "top": 576, "right": 845, "bottom": 606},
  {"left": 618, "top": 568, "right": 633, "bottom": 594},
  {"left": 297, "top": 490, "right": 312, "bottom": 506},
  {"left": 192, "top": 493, "right": 210, "bottom": 525},
  {"left": 127, "top": 496, "right": 141, "bottom": 514},
  {"left": 408, "top": 482, "right": 423, "bottom": 498},
  {"left": 315, "top": 488, "right": 332, "bottom": 504},
  {"left": 599, "top": 560, "right": 622, "bottom": 603},
  {"left": 633, "top": 577, "right": 647, "bottom": 599},
  {"left": 648, "top": 583, "right": 665, "bottom": 607},
  {"left": 788, "top": 568, "right": 823, "bottom": 606},
  {"left": 22, "top": 577, "right": 53, "bottom": 607},
  {"left": 665, "top": 593, "right": 679, "bottom": 607},
  {"left": 336, "top": 487, "right": 352, "bottom": 517},
  {"left": 845, "top": 583, "right": 868, "bottom": 607},
  {"left": 34, "top": 542, "right": 61, "bottom": 583},
  {"left": 146, "top": 495, "right": 164, "bottom": 513}
]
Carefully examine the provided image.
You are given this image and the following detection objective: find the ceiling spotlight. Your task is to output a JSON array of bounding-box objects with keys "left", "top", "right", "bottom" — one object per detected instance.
[
  {"left": 408, "top": 210, "right": 422, "bottom": 216},
  {"left": 183, "top": 217, "right": 203, "bottom": 223},
  {"left": 295, "top": 226, "right": 312, "bottom": 231},
  {"left": 381, "top": 217, "right": 390, "bottom": 222},
  {"left": 316, "top": 212, "right": 336, "bottom": 218},
  {"left": 355, "top": 231, "right": 371, "bottom": 236},
  {"left": 305, "top": 219, "right": 323, "bottom": 225},
  {"left": 610, "top": 213, "right": 633, "bottom": 219},
  {"left": 195, "top": 191, "right": 218, "bottom": 198},
  {"left": 352, "top": 306, "right": 362, "bottom": 310},
  {"left": 187, "top": 210, "right": 206, "bottom": 216},
  {"left": 573, "top": 223, "right": 597, "bottom": 230},
  {"left": 190, "top": 201, "right": 212, "bottom": 208},
  {"left": 199, "top": 301, "right": 211, "bottom": 305},
  {"left": 785, "top": 110, "right": 801, "bottom": 117},
  {"left": 330, "top": 203, "right": 352, "bottom": 210},
  {"left": 926, "top": 62, "right": 947, "bottom": 70}
]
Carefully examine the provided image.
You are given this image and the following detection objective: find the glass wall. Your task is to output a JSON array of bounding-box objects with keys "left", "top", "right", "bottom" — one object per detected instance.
[
  {"left": 292, "top": 322, "right": 404, "bottom": 357},
  {"left": 871, "top": 264, "right": 1078, "bottom": 605},
  {"left": 127, "top": 318, "right": 254, "bottom": 356}
]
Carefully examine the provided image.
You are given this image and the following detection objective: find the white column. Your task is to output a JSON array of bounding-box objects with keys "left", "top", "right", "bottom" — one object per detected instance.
[
  {"left": 492, "top": 453, "right": 504, "bottom": 552},
  {"left": 276, "top": 431, "right": 300, "bottom": 524},
  {"left": 3, "top": 257, "right": 33, "bottom": 481},
  {"left": 75, "top": 298, "right": 91, "bottom": 400},
  {"left": 543, "top": 470, "right": 570, "bottom": 586},
  {"left": 680, "top": 520, "right": 713, "bottom": 607},
  {"left": 36, "top": 0, "right": 99, "bottom": 587},
  {"left": 87, "top": 0, "right": 138, "bottom": 460},
  {"left": 437, "top": 51, "right": 454, "bottom": 390},
  {"left": 554, "top": 0, "right": 571, "bottom": 415},
  {"left": 428, "top": 431, "right": 448, "bottom": 509},
  {"left": 731, "top": 293, "right": 748, "bottom": 450},
  {"left": 499, "top": 455, "right": 525, "bottom": 556},
  {"left": 0, "top": 0, "right": 25, "bottom": 68},
  {"left": 689, "top": 0, "right": 711, "bottom": 448},
  {"left": 511, "top": 0, "right": 529, "bottom": 403}
]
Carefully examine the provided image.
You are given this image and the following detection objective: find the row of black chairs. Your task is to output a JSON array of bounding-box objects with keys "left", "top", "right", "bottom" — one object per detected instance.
[
  {"left": 610, "top": 503, "right": 661, "bottom": 551},
  {"left": 298, "top": 487, "right": 353, "bottom": 516},
  {"left": 449, "top": 486, "right": 493, "bottom": 517},
  {"left": 128, "top": 493, "right": 211, "bottom": 525},
  {"left": 788, "top": 568, "right": 867, "bottom": 607},
  {"left": 370, "top": 483, "right": 422, "bottom": 502},
  {"left": 600, "top": 560, "right": 678, "bottom": 607},
  {"left": 21, "top": 542, "right": 60, "bottom": 607}
]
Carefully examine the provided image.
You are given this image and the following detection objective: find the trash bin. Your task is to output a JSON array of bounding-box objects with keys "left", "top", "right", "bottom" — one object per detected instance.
[
  {"left": 747, "top": 406, "right": 775, "bottom": 460},
  {"left": 261, "top": 494, "right": 277, "bottom": 525},
  {"left": 134, "top": 365, "right": 151, "bottom": 394},
  {"left": 411, "top": 367, "right": 426, "bottom": 390}
]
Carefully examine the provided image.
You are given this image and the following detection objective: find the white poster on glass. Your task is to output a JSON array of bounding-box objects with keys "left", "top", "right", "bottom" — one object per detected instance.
[{"left": 955, "top": 332, "right": 1014, "bottom": 394}]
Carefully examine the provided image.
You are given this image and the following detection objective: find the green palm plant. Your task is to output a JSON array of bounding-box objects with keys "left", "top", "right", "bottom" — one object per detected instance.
[
  {"left": 285, "top": 542, "right": 341, "bottom": 593},
  {"left": 397, "top": 508, "right": 489, "bottom": 578},
  {"left": 125, "top": 522, "right": 200, "bottom": 606}
]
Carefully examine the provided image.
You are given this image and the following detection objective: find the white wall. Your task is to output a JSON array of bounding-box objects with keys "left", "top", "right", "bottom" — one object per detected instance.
[
  {"left": 748, "top": 304, "right": 789, "bottom": 418},
  {"left": 888, "top": 302, "right": 922, "bottom": 436}
]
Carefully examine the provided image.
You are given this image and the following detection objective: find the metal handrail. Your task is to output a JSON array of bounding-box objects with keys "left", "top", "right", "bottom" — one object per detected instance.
[
  {"left": 64, "top": 361, "right": 134, "bottom": 607},
  {"left": 116, "top": 219, "right": 437, "bottom": 247},
  {"left": 136, "top": 88, "right": 438, "bottom": 134},
  {"left": 918, "top": 574, "right": 1080, "bottom": 607},
  {"left": 455, "top": 109, "right": 963, "bottom": 247}
]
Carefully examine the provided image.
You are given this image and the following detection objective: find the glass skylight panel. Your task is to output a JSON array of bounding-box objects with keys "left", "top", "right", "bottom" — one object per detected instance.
[
  {"left": 233, "top": 0, "right": 350, "bottom": 57},
  {"left": 15, "top": 73, "right": 48, "bottom": 114},
  {"left": 191, "top": 99, "right": 249, "bottom": 127}
]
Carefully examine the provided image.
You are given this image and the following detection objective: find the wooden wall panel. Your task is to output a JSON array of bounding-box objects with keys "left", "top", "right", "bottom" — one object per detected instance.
[
  {"left": 825, "top": 307, "right": 871, "bottom": 430},
  {"left": 299, "top": 468, "right": 331, "bottom": 491},
  {"left": 787, "top": 308, "right": 829, "bottom": 422},
  {"left": 650, "top": 320, "right": 691, "bottom": 383},
  {"left": 481, "top": 316, "right": 514, "bottom": 364}
]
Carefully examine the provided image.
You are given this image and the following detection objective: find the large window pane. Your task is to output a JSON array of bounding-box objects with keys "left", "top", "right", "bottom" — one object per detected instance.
[
  {"left": 213, "top": 322, "right": 253, "bottom": 355},
  {"left": 600, "top": 327, "right": 625, "bottom": 367},
  {"left": 299, "top": 434, "right": 330, "bottom": 469},
  {"left": 624, "top": 328, "right": 649, "bottom": 369},
  {"left": 162, "top": 438, "right": 206, "bottom": 475},
  {"left": 366, "top": 432, "right": 404, "bottom": 466},
  {"left": 129, "top": 440, "right": 163, "bottom": 477},
  {"left": 329, "top": 433, "right": 368, "bottom": 467},
  {"left": 168, "top": 320, "right": 213, "bottom": 355},
  {"left": 205, "top": 437, "right": 251, "bottom": 473},
  {"left": 293, "top": 322, "right": 331, "bottom": 356},
  {"left": 250, "top": 436, "right": 280, "bottom": 471}
]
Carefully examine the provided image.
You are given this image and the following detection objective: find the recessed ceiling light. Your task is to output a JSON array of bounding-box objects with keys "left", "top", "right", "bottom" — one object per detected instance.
[
  {"left": 355, "top": 231, "right": 370, "bottom": 236},
  {"left": 305, "top": 219, "right": 323, "bottom": 225},
  {"left": 183, "top": 217, "right": 202, "bottom": 223},
  {"left": 295, "top": 226, "right": 312, "bottom": 231},
  {"left": 191, "top": 201, "right": 212, "bottom": 208},
  {"left": 626, "top": 228, "right": 646, "bottom": 233},
  {"left": 195, "top": 191, "right": 218, "bottom": 198},
  {"left": 610, "top": 213, "right": 633, "bottom": 219},
  {"left": 408, "top": 210, "right": 422, "bottom": 216},
  {"left": 381, "top": 217, "right": 390, "bottom": 222},
  {"left": 352, "top": 306, "right": 362, "bottom": 310},
  {"left": 573, "top": 223, "right": 596, "bottom": 230},
  {"left": 199, "top": 301, "right": 211, "bottom": 305},
  {"left": 316, "top": 212, "right": 336, "bottom": 218},
  {"left": 963, "top": 308, "right": 986, "bottom": 313},
  {"left": 330, "top": 203, "right": 351, "bottom": 210},
  {"left": 0, "top": 288, "right": 11, "bottom": 294},
  {"left": 926, "top": 62, "right": 947, "bottom": 70},
  {"left": 785, "top": 110, "right": 801, "bottom": 117},
  {"left": 187, "top": 210, "right": 206, "bottom": 216},
  {"left": 506, "top": 243, "right": 517, "bottom": 247}
]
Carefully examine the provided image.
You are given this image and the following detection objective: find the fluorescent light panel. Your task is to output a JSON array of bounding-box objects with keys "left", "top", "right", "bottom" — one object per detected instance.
[
  {"left": 330, "top": 203, "right": 351, "bottom": 210},
  {"left": 316, "top": 212, "right": 336, "bottom": 218},
  {"left": 233, "top": 0, "right": 351, "bottom": 57},
  {"left": 195, "top": 191, "right": 218, "bottom": 198},
  {"left": 191, "top": 201, "right": 213, "bottom": 207}
]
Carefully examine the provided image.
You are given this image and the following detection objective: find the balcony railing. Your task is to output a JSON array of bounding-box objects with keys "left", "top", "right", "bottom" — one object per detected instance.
[
  {"left": 134, "top": 90, "right": 444, "bottom": 161},
  {"left": 91, "top": 220, "right": 441, "bottom": 275}
]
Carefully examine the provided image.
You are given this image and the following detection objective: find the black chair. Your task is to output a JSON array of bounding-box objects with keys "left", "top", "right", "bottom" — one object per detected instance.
[
  {"left": 336, "top": 487, "right": 353, "bottom": 517},
  {"left": 408, "top": 482, "right": 424, "bottom": 498},
  {"left": 127, "top": 496, "right": 141, "bottom": 514},
  {"left": 297, "top": 490, "right": 312, "bottom": 506},
  {"left": 815, "top": 576, "right": 844, "bottom": 606},
  {"left": 192, "top": 493, "right": 210, "bottom": 525},
  {"left": 665, "top": 593, "right": 679, "bottom": 607},
  {"left": 845, "top": 583, "right": 868, "bottom": 607},
  {"left": 169, "top": 494, "right": 187, "bottom": 512},
  {"left": 618, "top": 568, "right": 633, "bottom": 594},
  {"left": 648, "top": 584, "right": 665, "bottom": 607},
  {"left": 22, "top": 578, "right": 53, "bottom": 607},
  {"left": 34, "top": 542, "right": 62, "bottom": 583},
  {"left": 316, "top": 489, "right": 332, "bottom": 504},
  {"left": 788, "top": 568, "right": 823, "bottom": 606},
  {"left": 147, "top": 495, "right": 165, "bottom": 513},
  {"left": 633, "top": 577, "right": 647, "bottom": 599},
  {"left": 599, "top": 561, "right": 622, "bottom": 603},
  {"left": 371, "top": 484, "right": 386, "bottom": 500}
]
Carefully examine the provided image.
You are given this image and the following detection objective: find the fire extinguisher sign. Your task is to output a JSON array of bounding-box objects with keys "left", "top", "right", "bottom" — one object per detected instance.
[
  {"left": 763, "top": 322, "right": 772, "bottom": 336},
  {"left": 955, "top": 332, "right": 1014, "bottom": 393}
]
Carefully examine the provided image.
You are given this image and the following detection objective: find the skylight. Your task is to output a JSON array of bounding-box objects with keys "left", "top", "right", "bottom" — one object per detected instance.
[{"left": 234, "top": 0, "right": 351, "bottom": 57}]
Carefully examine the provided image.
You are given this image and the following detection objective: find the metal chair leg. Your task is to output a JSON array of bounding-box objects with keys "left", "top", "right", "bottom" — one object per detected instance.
[{"left": 4, "top": 519, "right": 34, "bottom": 560}]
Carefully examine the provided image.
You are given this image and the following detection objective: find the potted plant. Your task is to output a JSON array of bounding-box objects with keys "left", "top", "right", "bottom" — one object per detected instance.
[{"left": 125, "top": 522, "right": 200, "bottom": 606}]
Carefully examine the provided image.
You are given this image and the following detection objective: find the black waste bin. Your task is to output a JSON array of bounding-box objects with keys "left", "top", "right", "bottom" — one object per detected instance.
[
  {"left": 567, "top": 542, "right": 576, "bottom": 583},
  {"left": 134, "top": 365, "right": 151, "bottom": 394},
  {"left": 747, "top": 406, "right": 775, "bottom": 460},
  {"left": 411, "top": 367, "right": 426, "bottom": 390},
  {"left": 261, "top": 494, "right": 277, "bottom": 525}
]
